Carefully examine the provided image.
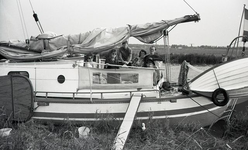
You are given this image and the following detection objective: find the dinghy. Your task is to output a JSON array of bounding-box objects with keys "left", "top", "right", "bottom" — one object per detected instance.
[{"left": 189, "top": 57, "right": 248, "bottom": 106}]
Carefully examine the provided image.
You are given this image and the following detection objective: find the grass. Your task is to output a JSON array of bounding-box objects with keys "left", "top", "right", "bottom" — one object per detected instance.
[
  {"left": 0, "top": 112, "right": 248, "bottom": 150},
  {"left": 101, "top": 44, "right": 231, "bottom": 66}
]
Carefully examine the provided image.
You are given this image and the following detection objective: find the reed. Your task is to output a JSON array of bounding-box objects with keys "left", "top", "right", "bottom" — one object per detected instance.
[{"left": 0, "top": 112, "right": 247, "bottom": 150}]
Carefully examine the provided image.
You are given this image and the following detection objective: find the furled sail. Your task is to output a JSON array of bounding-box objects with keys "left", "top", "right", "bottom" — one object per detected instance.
[{"left": 0, "top": 14, "right": 199, "bottom": 59}]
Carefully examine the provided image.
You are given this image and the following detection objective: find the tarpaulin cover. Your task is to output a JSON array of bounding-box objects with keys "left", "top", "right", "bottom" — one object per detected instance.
[{"left": 0, "top": 14, "right": 199, "bottom": 56}]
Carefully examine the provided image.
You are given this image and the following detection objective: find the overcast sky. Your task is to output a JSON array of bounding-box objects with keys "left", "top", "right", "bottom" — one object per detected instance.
[{"left": 0, "top": 0, "right": 247, "bottom": 46}]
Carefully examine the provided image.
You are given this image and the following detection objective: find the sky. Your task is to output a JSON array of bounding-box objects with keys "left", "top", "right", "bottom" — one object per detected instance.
[{"left": 0, "top": 0, "right": 247, "bottom": 47}]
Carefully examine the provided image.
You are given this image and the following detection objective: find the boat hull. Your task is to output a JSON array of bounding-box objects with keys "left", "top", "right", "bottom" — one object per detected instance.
[
  {"left": 32, "top": 94, "right": 230, "bottom": 127},
  {"left": 0, "top": 60, "right": 246, "bottom": 127}
]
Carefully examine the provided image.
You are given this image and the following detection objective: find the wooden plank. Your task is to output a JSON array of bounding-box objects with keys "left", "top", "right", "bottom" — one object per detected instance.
[{"left": 112, "top": 94, "right": 142, "bottom": 150}]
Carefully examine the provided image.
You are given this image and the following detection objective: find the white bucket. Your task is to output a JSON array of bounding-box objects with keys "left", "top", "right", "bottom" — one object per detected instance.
[
  {"left": 0, "top": 128, "right": 12, "bottom": 137},
  {"left": 78, "top": 126, "right": 90, "bottom": 138}
]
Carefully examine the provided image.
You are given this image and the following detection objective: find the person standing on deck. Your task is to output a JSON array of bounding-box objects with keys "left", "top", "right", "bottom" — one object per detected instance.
[
  {"left": 148, "top": 45, "right": 160, "bottom": 61},
  {"left": 143, "top": 56, "right": 159, "bottom": 86},
  {"left": 146, "top": 45, "right": 163, "bottom": 85},
  {"left": 118, "top": 41, "right": 132, "bottom": 65}
]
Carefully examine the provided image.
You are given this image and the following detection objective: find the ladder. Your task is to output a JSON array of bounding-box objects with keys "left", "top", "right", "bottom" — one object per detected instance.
[
  {"left": 220, "top": 98, "right": 238, "bottom": 122},
  {"left": 208, "top": 98, "right": 238, "bottom": 131},
  {"left": 112, "top": 94, "right": 142, "bottom": 150}
]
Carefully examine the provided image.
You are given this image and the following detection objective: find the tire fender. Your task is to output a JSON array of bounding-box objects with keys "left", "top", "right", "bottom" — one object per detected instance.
[{"left": 212, "top": 88, "right": 229, "bottom": 106}]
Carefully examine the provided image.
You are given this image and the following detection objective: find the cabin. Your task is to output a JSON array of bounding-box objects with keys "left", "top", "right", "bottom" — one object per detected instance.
[{"left": 0, "top": 59, "right": 161, "bottom": 99}]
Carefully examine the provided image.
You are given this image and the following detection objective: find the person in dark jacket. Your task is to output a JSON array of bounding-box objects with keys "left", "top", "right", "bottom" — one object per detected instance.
[
  {"left": 105, "top": 49, "right": 119, "bottom": 69},
  {"left": 118, "top": 41, "right": 132, "bottom": 65},
  {"left": 132, "top": 49, "right": 147, "bottom": 67}
]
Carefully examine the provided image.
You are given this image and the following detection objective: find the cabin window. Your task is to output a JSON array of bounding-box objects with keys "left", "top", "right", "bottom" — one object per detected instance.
[
  {"left": 93, "top": 72, "right": 138, "bottom": 84},
  {"left": 8, "top": 71, "right": 29, "bottom": 78},
  {"left": 57, "top": 75, "right": 65, "bottom": 84}
]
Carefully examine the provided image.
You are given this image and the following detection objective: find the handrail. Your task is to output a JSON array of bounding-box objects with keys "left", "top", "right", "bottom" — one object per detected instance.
[
  {"left": 35, "top": 89, "right": 159, "bottom": 94},
  {"left": 74, "top": 60, "right": 165, "bottom": 71},
  {"left": 34, "top": 89, "right": 160, "bottom": 100},
  {"left": 225, "top": 35, "right": 248, "bottom": 58}
]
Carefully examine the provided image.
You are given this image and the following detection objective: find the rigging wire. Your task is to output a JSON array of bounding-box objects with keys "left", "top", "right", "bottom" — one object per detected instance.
[
  {"left": 16, "top": 0, "right": 25, "bottom": 39},
  {"left": 16, "top": 0, "right": 29, "bottom": 39},
  {"left": 168, "top": 24, "right": 178, "bottom": 33},
  {"left": 212, "top": 69, "right": 220, "bottom": 88},
  {"left": 29, "top": 0, "right": 34, "bottom": 11},
  {"left": 183, "top": 0, "right": 198, "bottom": 15},
  {"left": 19, "top": 0, "right": 29, "bottom": 39},
  {"left": 188, "top": 96, "right": 220, "bottom": 118}
]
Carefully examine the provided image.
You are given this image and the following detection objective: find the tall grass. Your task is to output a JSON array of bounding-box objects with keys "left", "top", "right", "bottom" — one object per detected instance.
[
  {"left": 0, "top": 111, "right": 247, "bottom": 150},
  {"left": 101, "top": 46, "right": 229, "bottom": 65}
]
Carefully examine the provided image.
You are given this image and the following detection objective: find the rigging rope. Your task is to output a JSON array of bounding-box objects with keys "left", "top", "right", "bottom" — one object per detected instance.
[
  {"left": 29, "top": 0, "right": 44, "bottom": 33},
  {"left": 213, "top": 69, "right": 220, "bottom": 88},
  {"left": 188, "top": 96, "right": 220, "bottom": 118},
  {"left": 187, "top": 63, "right": 203, "bottom": 73}
]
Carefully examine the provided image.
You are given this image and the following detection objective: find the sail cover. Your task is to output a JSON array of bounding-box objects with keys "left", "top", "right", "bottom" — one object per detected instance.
[{"left": 0, "top": 14, "right": 199, "bottom": 55}]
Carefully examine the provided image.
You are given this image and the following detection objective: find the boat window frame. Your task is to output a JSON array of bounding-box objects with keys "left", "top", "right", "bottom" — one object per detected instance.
[{"left": 8, "top": 71, "right": 29, "bottom": 78}]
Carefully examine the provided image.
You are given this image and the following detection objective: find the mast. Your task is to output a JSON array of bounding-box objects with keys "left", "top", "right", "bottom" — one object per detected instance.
[
  {"left": 163, "top": 30, "right": 171, "bottom": 83},
  {"left": 235, "top": 4, "right": 246, "bottom": 58}
]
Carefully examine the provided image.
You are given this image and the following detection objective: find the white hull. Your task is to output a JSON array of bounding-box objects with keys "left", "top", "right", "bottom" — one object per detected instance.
[
  {"left": 0, "top": 61, "right": 231, "bottom": 127},
  {"left": 33, "top": 94, "right": 228, "bottom": 127},
  {"left": 189, "top": 57, "right": 248, "bottom": 98}
]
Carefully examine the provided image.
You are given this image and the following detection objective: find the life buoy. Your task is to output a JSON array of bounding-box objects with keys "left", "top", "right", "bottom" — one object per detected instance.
[{"left": 212, "top": 88, "right": 229, "bottom": 106}]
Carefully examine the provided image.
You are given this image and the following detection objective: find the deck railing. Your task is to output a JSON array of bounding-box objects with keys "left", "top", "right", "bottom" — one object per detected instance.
[{"left": 34, "top": 89, "right": 160, "bottom": 101}]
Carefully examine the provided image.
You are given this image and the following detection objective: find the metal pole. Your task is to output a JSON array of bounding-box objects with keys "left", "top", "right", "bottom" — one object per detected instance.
[
  {"left": 235, "top": 5, "right": 246, "bottom": 58},
  {"left": 163, "top": 30, "right": 171, "bottom": 82},
  {"left": 10, "top": 75, "right": 15, "bottom": 120}
]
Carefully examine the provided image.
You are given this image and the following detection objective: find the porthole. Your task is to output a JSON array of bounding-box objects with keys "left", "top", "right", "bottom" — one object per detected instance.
[{"left": 57, "top": 75, "right": 65, "bottom": 84}]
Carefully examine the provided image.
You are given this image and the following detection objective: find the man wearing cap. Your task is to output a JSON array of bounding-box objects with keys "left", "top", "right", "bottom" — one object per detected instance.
[{"left": 118, "top": 41, "right": 132, "bottom": 65}]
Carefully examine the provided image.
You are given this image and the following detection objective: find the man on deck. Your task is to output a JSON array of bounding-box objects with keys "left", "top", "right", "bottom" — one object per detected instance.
[{"left": 118, "top": 41, "right": 132, "bottom": 65}]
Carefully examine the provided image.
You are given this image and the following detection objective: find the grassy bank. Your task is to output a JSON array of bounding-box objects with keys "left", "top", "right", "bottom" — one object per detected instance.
[
  {"left": 0, "top": 113, "right": 248, "bottom": 150},
  {"left": 100, "top": 44, "right": 229, "bottom": 65}
]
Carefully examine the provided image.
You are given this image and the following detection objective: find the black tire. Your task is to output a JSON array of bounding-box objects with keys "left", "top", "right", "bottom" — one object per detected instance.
[{"left": 212, "top": 88, "right": 229, "bottom": 106}]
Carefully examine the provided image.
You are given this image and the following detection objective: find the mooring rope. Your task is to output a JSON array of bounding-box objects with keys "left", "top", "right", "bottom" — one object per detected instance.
[{"left": 188, "top": 96, "right": 220, "bottom": 118}]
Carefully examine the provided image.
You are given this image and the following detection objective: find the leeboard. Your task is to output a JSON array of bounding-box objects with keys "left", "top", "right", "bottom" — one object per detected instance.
[{"left": 0, "top": 75, "right": 33, "bottom": 122}]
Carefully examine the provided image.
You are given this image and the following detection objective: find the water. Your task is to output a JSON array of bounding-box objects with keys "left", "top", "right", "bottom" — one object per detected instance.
[{"left": 160, "top": 64, "right": 211, "bottom": 83}]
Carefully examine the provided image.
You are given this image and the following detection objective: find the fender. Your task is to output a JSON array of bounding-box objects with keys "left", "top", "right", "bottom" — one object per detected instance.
[{"left": 212, "top": 88, "right": 229, "bottom": 106}]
